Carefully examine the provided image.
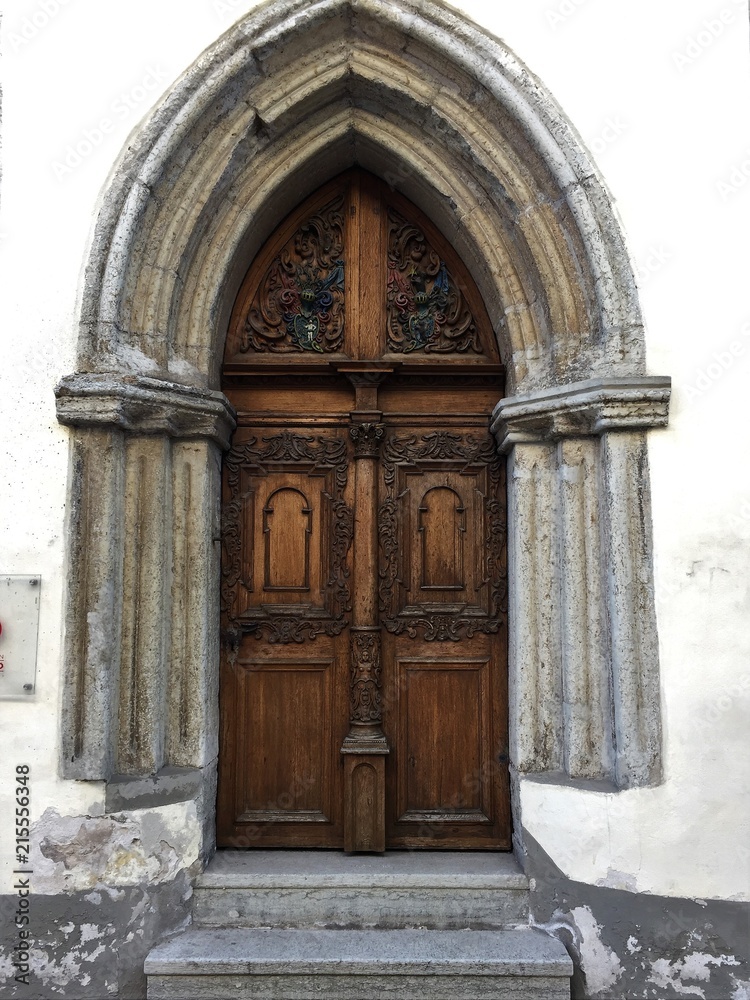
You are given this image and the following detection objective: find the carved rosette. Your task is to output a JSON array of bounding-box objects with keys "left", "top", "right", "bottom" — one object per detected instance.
[
  {"left": 349, "top": 630, "right": 383, "bottom": 724},
  {"left": 379, "top": 431, "right": 507, "bottom": 640},
  {"left": 350, "top": 422, "right": 385, "bottom": 458},
  {"left": 387, "top": 207, "right": 483, "bottom": 354},
  {"left": 241, "top": 195, "right": 346, "bottom": 353},
  {"left": 221, "top": 430, "right": 353, "bottom": 643}
]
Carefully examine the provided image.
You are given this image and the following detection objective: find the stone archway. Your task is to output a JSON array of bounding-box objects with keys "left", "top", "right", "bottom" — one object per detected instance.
[{"left": 55, "top": 0, "right": 669, "bottom": 853}]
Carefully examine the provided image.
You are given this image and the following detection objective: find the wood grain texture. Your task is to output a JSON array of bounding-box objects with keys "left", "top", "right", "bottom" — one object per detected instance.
[{"left": 219, "top": 170, "right": 509, "bottom": 850}]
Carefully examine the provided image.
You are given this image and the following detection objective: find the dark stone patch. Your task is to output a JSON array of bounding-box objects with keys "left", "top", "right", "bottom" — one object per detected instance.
[
  {"left": 0, "top": 873, "right": 191, "bottom": 999},
  {"left": 104, "top": 766, "right": 206, "bottom": 813},
  {"left": 524, "top": 831, "right": 750, "bottom": 999}
]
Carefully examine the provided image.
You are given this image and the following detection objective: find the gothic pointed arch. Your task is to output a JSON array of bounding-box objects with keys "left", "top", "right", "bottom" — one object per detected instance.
[{"left": 55, "top": 0, "right": 670, "bottom": 837}]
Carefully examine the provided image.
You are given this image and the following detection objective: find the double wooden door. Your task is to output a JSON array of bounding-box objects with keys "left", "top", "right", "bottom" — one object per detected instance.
[{"left": 217, "top": 172, "right": 509, "bottom": 851}]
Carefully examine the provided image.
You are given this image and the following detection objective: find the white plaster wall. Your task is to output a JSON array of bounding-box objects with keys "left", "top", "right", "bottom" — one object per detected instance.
[{"left": 0, "top": 0, "right": 748, "bottom": 902}]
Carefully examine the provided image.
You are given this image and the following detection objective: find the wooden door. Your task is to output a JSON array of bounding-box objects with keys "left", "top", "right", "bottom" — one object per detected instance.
[{"left": 217, "top": 171, "right": 510, "bottom": 850}]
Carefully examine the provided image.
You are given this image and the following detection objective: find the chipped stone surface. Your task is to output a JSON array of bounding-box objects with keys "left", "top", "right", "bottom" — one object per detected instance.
[{"left": 0, "top": 800, "right": 206, "bottom": 995}]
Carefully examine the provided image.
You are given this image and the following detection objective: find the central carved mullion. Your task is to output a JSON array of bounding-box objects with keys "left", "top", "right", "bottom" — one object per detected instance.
[
  {"left": 347, "top": 421, "right": 387, "bottom": 742},
  {"left": 339, "top": 369, "right": 392, "bottom": 853}
]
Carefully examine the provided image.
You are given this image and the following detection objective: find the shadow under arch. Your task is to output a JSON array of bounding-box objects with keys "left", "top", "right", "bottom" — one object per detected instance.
[{"left": 55, "top": 0, "right": 670, "bottom": 843}]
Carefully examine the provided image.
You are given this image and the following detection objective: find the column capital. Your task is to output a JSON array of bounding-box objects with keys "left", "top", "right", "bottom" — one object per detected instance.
[
  {"left": 491, "top": 376, "right": 671, "bottom": 453},
  {"left": 349, "top": 421, "right": 386, "bottom": 458},
  {"left": 55, "top": 373, "right": 237, "bottom": 449}
]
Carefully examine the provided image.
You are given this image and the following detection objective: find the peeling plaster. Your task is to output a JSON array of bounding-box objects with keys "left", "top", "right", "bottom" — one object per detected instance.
[
  {"left": 534, "top": 906, "right": 625, "bottom": 996},
  {"left": 649, "top": 952, "right": 741, "bottom": 997},
  {"left": 31, "top": 802, "right": 201, "bottom": 894},
  {"left": 525, "top": 832, "right": 750, "bottom": 999},
  {"left": 597, "top": 868, "right": 638, "bottom": 892},
  {"left": 0, "top": 878, "right": 193, "bottom": 998},
  {"left": 79, "top": 925, "right": 103, "bottom": 945},
  {"left": 569, "top": 906, "right": 626, "bottom": 995},
  {"left": 29, "top": 948, "right": 83, "bottom": 989}
]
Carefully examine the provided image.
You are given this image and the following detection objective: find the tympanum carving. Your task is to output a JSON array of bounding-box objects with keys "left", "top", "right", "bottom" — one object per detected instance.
[
  {"left": 387, "top": 208, "right": 483, "bottom": 354},
  {"left": 241, "top": 195, "right": 346, "bottom": 353}
]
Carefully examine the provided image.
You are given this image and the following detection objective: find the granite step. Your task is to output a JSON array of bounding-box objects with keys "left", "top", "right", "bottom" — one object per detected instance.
[
  {"left": 145, "top": 926, "right": 573, "bottom": 1000},
  {"left": 193, "top": 850, "right": 530, "bottom": 929}
]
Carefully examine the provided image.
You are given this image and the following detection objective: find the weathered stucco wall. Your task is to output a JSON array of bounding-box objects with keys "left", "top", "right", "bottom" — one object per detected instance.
[{"left": 0, "top": 0, "right": 749, "bottom": 997}]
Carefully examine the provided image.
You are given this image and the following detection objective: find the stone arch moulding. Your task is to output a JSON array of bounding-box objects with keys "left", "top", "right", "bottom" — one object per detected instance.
[{"left": 54, "top": 0, "right": 671, "bottom": 835}]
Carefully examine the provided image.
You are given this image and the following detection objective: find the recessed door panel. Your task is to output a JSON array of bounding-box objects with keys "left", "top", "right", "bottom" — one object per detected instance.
[
  {"left": 398, "top": 657, "right": 488, "bottom": 820},
  {"left": 235, "top": 658, "right": 332, "bottom": 823}
]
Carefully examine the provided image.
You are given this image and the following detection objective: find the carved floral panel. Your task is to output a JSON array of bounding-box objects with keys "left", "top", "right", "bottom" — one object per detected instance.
[
  {"left": 387, "top": 207, "right": 484, "bottom": 355},
  {"left": 240, "top": 195, "right": 346, "bottom": 354}
]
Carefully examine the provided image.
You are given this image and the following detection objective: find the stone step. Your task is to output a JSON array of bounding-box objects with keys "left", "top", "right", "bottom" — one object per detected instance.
[
  {"left": 145, "top": 927, "right": 573, "bottom": 1000},
  {"left": 193, "top": 851, "right": 530, "bottom": 929}
]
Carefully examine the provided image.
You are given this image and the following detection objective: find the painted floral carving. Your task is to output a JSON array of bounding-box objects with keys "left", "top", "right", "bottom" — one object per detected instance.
[
  {"left": 241, "top": 195, "right": 346, "bottom": 353},
  {"left": 387, "top": 208, "right": 483, "bottom": 354}
]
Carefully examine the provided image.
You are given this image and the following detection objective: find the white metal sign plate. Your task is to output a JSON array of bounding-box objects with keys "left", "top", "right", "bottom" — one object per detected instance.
[{"left": 0, "top": 576, "right": 41, "bottom": 700}]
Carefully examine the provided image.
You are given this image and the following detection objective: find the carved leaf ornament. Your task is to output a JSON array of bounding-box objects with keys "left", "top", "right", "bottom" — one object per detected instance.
[
  {"left": 232, "top": 181, "right": 490, "bottom": 358},
  {"left": 241, "top": 195, "right": 346, "bottom": 353},
  {"left": 387, "top": 208, "right": 483, "bottom": 354}
]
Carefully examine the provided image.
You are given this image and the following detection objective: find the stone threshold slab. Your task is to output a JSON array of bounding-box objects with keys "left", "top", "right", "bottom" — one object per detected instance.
[
  {"left": 145, "top": 927, "right": 572, "bottom": 977},
  {"left": 198, "top": 850, "right": 528, "bottom": 889}
]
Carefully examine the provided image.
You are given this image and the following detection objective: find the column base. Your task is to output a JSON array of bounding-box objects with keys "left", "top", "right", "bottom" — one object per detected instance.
[{"left": 341, "top": 732, "right": 389, "bottom": 854}]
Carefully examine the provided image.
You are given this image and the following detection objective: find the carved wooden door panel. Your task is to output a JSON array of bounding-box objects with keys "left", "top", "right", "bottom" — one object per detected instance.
[
  {"left": 218, "top": 170, "right": 509, "bottom": 851},
  {"left": 378, "top": 417, "right": 510, "bottom": 849},
  {"left": 217, "top": 424, "right": 353, "bottom": 848}
]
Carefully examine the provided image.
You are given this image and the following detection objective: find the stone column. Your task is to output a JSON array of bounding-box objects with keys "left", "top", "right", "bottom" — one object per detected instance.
[
  {"left": 506, "top": 441, "right": 562, "bottom": 775},
  {"left": 60, "top": 427, "right": 125, "bottom": 779},
  {"left": 56, "top": 374, "right": 236, "bottom": 786},
  {"left": 601, "top": 430, "right": 662, "bottom": 787},
  {"left": 557, "top": 437, "right": 613, "bottom": 779},
  {"left": 167, "top": 439, "right": 223, "bottom": 771},
  {"left": 117, "top": 435, "right": 173, "bottom": 775},
  {"left": 493, "top": 376, "right": 670, "bottom": 790}
]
